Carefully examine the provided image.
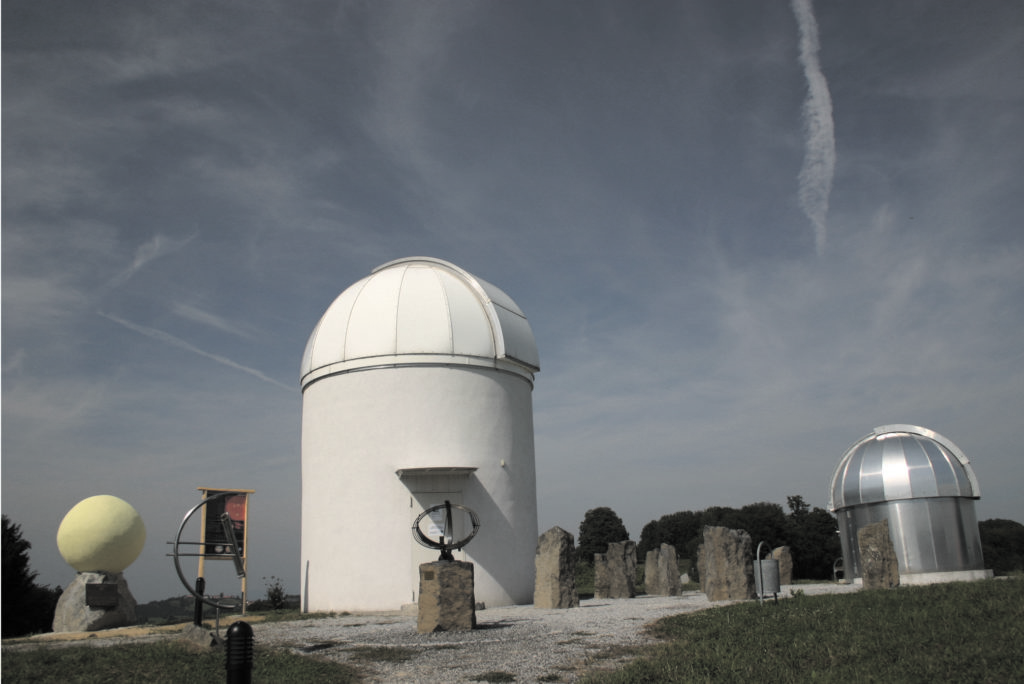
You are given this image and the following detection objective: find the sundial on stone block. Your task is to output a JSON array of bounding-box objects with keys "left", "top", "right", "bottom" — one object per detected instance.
[{"left": 412, "top": 500, "right": 480, "bottom": 561}]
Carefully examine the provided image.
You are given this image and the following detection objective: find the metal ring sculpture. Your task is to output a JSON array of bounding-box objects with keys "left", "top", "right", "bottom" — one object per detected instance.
[
  {"left": 169, "top": 491, "right": 245, "bottom": 611},
  {"left": 412, "top": 501, "right": 481, "bottom": 561}
]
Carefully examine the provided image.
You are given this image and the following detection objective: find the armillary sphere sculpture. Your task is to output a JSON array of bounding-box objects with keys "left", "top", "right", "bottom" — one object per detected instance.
[
  {"left": 168, "top": 491, "right": 245, "bottom": 611},
  {"left": 412, "top": 500, "right": 481, "bottom": 561}
]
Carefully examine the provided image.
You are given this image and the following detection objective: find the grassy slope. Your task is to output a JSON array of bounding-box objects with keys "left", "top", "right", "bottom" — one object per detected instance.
[{"left": 581, "top": 580, "right": 1024, "bottom": 683}]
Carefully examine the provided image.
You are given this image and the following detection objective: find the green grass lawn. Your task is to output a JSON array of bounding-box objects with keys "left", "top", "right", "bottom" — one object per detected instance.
[
  {"left": 1, "top": 640, "right": 360, "bottom": 683},
  {"left": 580, "top": 579, "right": 1024, "bottom": 683}
]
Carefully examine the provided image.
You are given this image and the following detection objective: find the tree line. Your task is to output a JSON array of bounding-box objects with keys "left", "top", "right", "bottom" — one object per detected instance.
[
  {"left": 576, "top": 495, "right": 839, "bottom": 580},
  {"left": 576, "top": 497, "right": 1024, "bottom": 582}
]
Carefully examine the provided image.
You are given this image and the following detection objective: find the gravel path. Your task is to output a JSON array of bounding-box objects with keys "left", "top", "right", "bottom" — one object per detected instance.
[{"left": 253, "top": 584, "right": 860, "bottom": 683}]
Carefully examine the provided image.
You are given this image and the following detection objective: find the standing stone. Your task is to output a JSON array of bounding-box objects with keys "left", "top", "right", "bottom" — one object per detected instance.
[
  {"left": 604, "top": 541, "right": 637, "bottom": 599},
  {"left": 857, "top": 520, "right": 900, "bottom": 589},
  {"left": 644, "top": 548, "right": 662, "bottom": 594},
  {"left": 417, "top": 561, "right": 476, "bottom": 633},
  {"left": 660, "top": 544, "right": 682, "bottom": 596},
  {"left": 697, "top": 526, "right": 755, "bottom": 601},
  {"left": 534, "top": 527, "right": 579, "bottom": 609},
  {"left": 52, "top": 572, "right": 137, "bottom": 632},
  {"left": 593, "top": 554, "right": 610, "bottom": 598},
  {"left": 645, "top": 544, "right": 681, "bottom": 596},
  {"left": 771, "top": 546, "right": 794, "bottom": 586}
]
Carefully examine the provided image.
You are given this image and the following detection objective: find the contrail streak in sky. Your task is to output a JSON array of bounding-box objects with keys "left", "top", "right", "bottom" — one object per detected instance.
[
  {"left": 791, "top": 0, "right": 835, "bottom": 255},
  {"left": 99, "top": 311, "right": 294, "bottom": 392}
]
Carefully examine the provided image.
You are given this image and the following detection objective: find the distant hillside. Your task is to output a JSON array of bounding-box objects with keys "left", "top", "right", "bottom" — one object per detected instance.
[
  {"left": 135, "top": 594, "right": 300, "bottom": 625},
  {"left": 135, "top": 595, "right": 245, "bottom": 625},
  {"left": 135, "top": 595, "right": 200, "bottom": 625}
]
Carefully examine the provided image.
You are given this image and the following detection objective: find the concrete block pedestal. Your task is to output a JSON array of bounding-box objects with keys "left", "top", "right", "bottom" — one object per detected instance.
[{"left": 417, "top": 561, "right": 476, "bottom": 633}]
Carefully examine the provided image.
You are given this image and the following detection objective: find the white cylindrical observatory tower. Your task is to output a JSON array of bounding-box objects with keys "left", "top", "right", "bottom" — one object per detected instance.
[{"left": 300, "top": 257, "right": 540, "bottom": 612}]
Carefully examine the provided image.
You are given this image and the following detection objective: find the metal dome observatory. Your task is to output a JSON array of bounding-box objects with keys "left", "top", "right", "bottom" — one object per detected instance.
[
  {"left": 828, "top": 424, "right": 991, "bottom": 584},
  {"left": 300, "top": 257, "right": 540, "bottom": 612}
]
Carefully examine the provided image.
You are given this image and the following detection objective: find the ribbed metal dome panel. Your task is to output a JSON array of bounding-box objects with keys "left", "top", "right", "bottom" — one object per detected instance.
[
  {"left": 829, "top": 424, "right": 980, "bottom": 511},
  {"left": 301, "top": 257, "right": 539, "bottom": 388}
]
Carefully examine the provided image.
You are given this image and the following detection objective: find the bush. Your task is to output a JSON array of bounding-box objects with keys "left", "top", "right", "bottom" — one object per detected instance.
[
  {"left": 262, "top": 575, "right": 288, "bottom": 610},
  {"left": 980, "top": 519, "right": 1024, "bottom": 575}
]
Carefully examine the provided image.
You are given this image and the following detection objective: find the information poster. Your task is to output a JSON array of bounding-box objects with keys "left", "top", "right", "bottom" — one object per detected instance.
[{"left": 200, "top": 489, "right": 250, "bottom": 558}]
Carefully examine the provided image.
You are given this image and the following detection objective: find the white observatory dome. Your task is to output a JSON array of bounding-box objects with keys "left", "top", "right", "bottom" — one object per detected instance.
[
  {"left": 300, "top": 256, "right": 541, "bottom": 612},
  {"left": 301, "top": 257, "right": 539, "bottom": 388}
]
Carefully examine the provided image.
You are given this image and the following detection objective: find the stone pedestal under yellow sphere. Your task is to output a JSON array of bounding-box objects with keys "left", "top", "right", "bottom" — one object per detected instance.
[{"left": 57, "top": 495, "right": 146, "bottom": 573}]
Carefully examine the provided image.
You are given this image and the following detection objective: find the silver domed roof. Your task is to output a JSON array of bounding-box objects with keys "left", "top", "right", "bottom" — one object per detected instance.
[
  {"left": 301, "top": 257, "right": 539, "bottom": 388},
  {"left": 828, "top": 424, "right": 980, "bottom": 512}
]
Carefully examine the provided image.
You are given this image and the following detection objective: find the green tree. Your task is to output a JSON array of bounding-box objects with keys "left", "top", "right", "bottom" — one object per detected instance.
[
  {"left": 787, "top": 494, "right": 810, "bottom": 516},
  {"left": 699, "top": 505, "right": 744, "bottom": 531},
  {"left": 784, "top": 495, "right": 840, "bottom": 579},
  {"left": 638, "top": 519, "right": 663, "bottom": 558},
  {"left": 576, "top": 507, "right": 629, "bottom": 565},
  {"left": 638, "top": 511, "right": 702, "bottom": 559},
  {"left": 979, "top": 519, "right": 1024, "bottom": 576},
  {"left": 2, "top": 515, "right": 62, "bottom": 637},
  {"left": 737, "top": 502, "right": 788, "bottom": 550}
]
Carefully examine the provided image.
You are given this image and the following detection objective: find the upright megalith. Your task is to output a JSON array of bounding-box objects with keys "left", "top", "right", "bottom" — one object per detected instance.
[
  {"left": 593, "top": 554, "right": 610, "bottom": 598},
  {"left": 643, "top": 548, "right": 662, "bottom": 594},
  {"left": 857, "top": 520, "right": 900, "bottom": 589},
  {"left": 697, "top": 526, "right": 755, "bottom": 601},
  {"left": 771, "top": 546, "right": 794, "bottom": 586},
  {"left": 598, "top": 541, "right": 637, "bottom": 599},
  {"left": 534, "top": 527, "right": 578, "bottom": 609},
  {"left": 660, "top": 543, "right": 681, "bottom": 595},
  {"left": 644, "top": 544, "right": 682, "bottom": 596}
]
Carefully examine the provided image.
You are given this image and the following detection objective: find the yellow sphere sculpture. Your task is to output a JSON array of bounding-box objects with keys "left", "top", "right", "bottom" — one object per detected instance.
[{"left": 57, "top": 495, "right": 146, "bottom": 573}]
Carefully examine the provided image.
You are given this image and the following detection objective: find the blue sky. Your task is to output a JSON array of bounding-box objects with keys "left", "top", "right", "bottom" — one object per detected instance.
[{"left": 4, "top": 1, "right": 1022, "bottom": 603}]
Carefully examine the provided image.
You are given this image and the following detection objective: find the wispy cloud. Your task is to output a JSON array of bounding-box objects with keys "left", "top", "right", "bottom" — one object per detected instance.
[
  {"left": 98, "top": 311, "right": 293, "bottom": 391},
  {"left": 105, "top": 233, "right": 197, "bottom": 292},
  {"left": 791, "top": 0, "right": 836, "bottom": 255}
]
